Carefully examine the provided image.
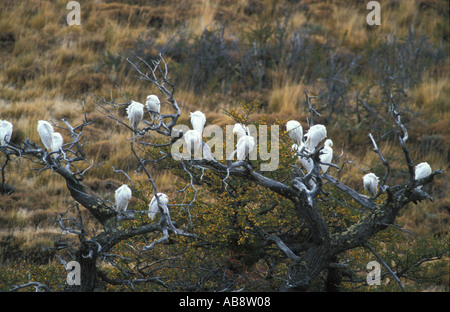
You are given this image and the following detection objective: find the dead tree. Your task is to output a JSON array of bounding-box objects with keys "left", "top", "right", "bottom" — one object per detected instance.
[
  {"left": 1, "top": 54, "right": 442, "bottom": 291},
  {"left": 91, "top": 55, "right": 442, "bottom": 291},
  {"left": 1, "top": 55, "right": 195, "bottom": 291}
]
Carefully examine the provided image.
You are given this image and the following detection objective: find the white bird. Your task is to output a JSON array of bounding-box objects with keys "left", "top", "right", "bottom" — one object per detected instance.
[
  {"left": 126, "top": 101, "right": 145, "bottom": 130},
  {"left": 236, "top": 135, "right": 255, "bottom": 161},
  {"left": 148, "top": 193, "right": 169, "bottom": 220},
  {"left": 233, "top": 123, "right": 249, "bottom": 141},
  {"left": 319, "top": 139, "right": 333, "bottom": 173},
  {"left": 202, "top": 142, "right": 215, "bottom": 161},
  {"left": 115, "top": 184, "right": 132, "bottom": 212},
  {"left": 291, "top": 143, "right": 301, "bottom": 159},
  {"left": 304, "top": 124, "right": 327, "bottom": 150},
  {"left": 184, "top": 129, "right": 202, "bottom": 158},
  {"left": 294, "top": 142, "right": 314, "bottom": 173},
  {"left": 0, "top": 120, "right": 13, "bottom": 145},
  {"left": 145, "top": 94, "right": 161, "bottom": 124},
  {"left": 363, "top": 173, "right": 379, "bottom": 197},
  {"left": 286, "top": 120, "right": 303, "bottom": 146},
  {"left": 414, "top": 162, "right": 432, "bottom": 189},
  {"left": 190, "top": 111, "right": 206, "bottom": 135},
  {"left": 51, "top": 132, "right": 63, "bottom": 152},
  {"left": 37, "top": 120, "right": 54, "bottom": 150}
]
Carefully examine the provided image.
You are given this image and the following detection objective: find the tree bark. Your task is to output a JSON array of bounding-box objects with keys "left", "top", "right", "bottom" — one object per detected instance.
[
  {"left": 281, "top": 243, "right": 332, "bottom": 291},
  {"left": 77, "top": 252, "right": 97, "bottom": 292},
  {"left": 325, "top": 256, "right": 342, "bottom": 292}
]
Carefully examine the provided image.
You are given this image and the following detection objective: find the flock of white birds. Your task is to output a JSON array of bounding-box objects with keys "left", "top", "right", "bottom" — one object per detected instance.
[
  {"left": 286, "top": 119, "right": 332, "bottom": 174},
  {"left": 285, "top": 119, "right": 432, "bottom": 199},
  {"left": 126, "top": 94, "right": 162, "bottom": 130},
  {"left": 115, "top": 95, "right": 259, "bottom": 217},
  {"left": 0, "top": 97, "right": 433, "bottom": 218},
  {"left": 36, "top": 120, "right": 64, "bottom": 153}
]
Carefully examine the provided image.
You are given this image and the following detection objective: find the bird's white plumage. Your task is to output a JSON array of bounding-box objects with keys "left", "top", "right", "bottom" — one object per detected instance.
[
  {"left": 190, "top": 111, "right": 206, "bottom": 135},
  {"left": 232, "top": 123, "right": 249, "bottom": 141},
  {"left": 300, "top": 156, "right": 314, "bottom": 173},
  {"left": 202, "top": 142, "right": 215, "bottom": 161},
  {"left": 37, "top": 120, "right": 54, "bottom": 150},
  {"left": 414, "top": 162, "right": 432, "bottom": 189},
  {"left": 319, "top": 139, "right": 333, "bottom": 173},
  {"left": 184, "top": 129, "right": 202, "bottom": 157},
  {"left": 145, "top": 94, "right": 161, "bottom": 124},
  {"left": 51, "top": 132, "right": 63, "bottom": 152},
  {"left": 236, "top": 135, "right": 255, "bottom": 161},
  {"left": 115, "top": 184, "right": 132, "bottom": 212},
  {"left": 127, "top": 101, "right": 145, "bottom": 130},
  {"left": 363, "top": 173, "right": 379, "bottom": 197},
  {"left": 148, "top": 193, "right": 169, "bottom": 220},
  {"left": 0, "top": 120, "right": 13, "bottom": 145},
  {"left": 286, "top": 120, "right": 303, "bottom": 146},
  {"left": 304, "top": 124, "right": 327, "bottom": 150},
  {"left": 293, "top": 142, "right": 314, "bottom": 173}
]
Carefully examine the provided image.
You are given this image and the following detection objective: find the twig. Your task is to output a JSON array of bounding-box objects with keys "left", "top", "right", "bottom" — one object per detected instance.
[{"left": 364, "top": 243, "right": 406, "bottom": 292}]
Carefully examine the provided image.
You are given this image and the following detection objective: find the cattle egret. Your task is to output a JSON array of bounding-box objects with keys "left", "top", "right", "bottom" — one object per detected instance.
[
  {"left": 286, "top": 120, "right": 303, "bottom": 146},
  {"left": 190, "top": 111, "right": 206, "bottom": 135},
  {"left": 415, "top": 162, "right": 432, "bottom": 189},
  {"left": 202, "top": 142, "right": 215, "bottom": 161},
  {"left": 363, "top": 173, "right": 379, "bottom": 197},
  {"left": 236, "top": 135, "right": 255, "bottom": 161},
  {"left": 37, "top": 120, "right": 54, "bottom": 150},
  {"left": 293, "top": 142, "right": 314, "bottom": 173},
  {"left": 184, "top": 129, "right": 202, "bottom": 158},
  {"left": 0, "top": 120, "right": 13, "bottom": 145},
  {"left": 145, "top": 94, "right": 161, "bottom": 124},
  {"left": 148, "top": 193, "right": 169, "bottom": 220},
  {"left": 319, "top": 139, "right": 333, "bottom": 173},
  {"left": 51, "top": 132, "right": 63, "bottom": 152},
  {"left": 127, "top": 101, "right": 145, "bottom": 130},
  {"left": 115, "top": 184, "right": 132, "bottom": 212},
  {"left": 304, "top": 124, "right": 327, "bottom": 150},
  {"left": 233, "top": 123, "right": 249, "bottom": 141}
]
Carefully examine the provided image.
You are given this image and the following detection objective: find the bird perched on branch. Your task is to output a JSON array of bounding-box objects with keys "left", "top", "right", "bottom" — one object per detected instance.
[
  {"left": 184, "top": 129, "right": 202, "bottom": 159},
  {"left": 37, "top": 120, "right": 54, "bottom": 150},
  {"left": 363, "top": 173, "right": 379, "bottom": 198},
  {"left": 127, "top": 101, "right": 145, "bottom": 130},
  {"left": 190, "top": 111, "right": 206, "bottom": 135},
  {"left": 51, "top": 132, "right": 63, "bottom": 153},
  {"left": 233, "top": 123, "right": 249, "bottom": 141},
  {"left": 286, "top": 120, "right": 303, "bottom": 146},
  {"left": 414, "top": 162, "right": 432, "bottom": 189},
  {"left": 148, "top": 193, "right": 169, "bottom": 220},
  {"left": 293, "top": 142, "right": 314, "bottom": 173},
  {"left": 0, "top": 120, "right": 13, "bottom": 145},
  {"left": 115, "top": 184, "right": 132, "bottom": 212},
  {"left": 304, "top": 124, "right": 327, "bottom": 150},
  {"left": 236, "top": 135, "right": 255, "bottom": 161},
  {"left": 145, "top": 94, "right": 161, "bottom": 124},
  {"left": 319, "top": 139, "right": 333, "bottom": 173}
]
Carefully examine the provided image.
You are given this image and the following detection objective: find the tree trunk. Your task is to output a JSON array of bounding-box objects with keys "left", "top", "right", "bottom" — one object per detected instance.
[
  {"left": 77, "top": 253, "right": 97, "bottom": 292},
  {"left": 325, "top": 256, "right": 342, "bottom": 292},
  {"left": 280, "top": 243, "right": 332, "bottom": 291},
  {"left": 64, "top": 245, "right": 98, "bottom": 292}
]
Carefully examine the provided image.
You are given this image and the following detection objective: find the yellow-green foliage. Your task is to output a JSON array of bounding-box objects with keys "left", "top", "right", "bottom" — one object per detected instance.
[{"left": 0, "top": 0, "right": 448, "bottom": 291}]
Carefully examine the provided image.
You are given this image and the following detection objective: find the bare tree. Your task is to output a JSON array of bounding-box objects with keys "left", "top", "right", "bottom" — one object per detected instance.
[
  {"left": 91, "top": 54, "right": 443, "bottom": 291},
  {"left": 1, "top": 53, "right": 443, "bottom": 292}
]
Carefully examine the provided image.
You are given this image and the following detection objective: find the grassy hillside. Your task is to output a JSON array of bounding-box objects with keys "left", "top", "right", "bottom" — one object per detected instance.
[{"left": 0, "top": 0, "right": 448, "bottom": 290}]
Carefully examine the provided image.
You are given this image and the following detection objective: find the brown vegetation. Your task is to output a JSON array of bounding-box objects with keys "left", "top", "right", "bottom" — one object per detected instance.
[{"left": 0, "top": 0, "right": 448, "bottom": 291}]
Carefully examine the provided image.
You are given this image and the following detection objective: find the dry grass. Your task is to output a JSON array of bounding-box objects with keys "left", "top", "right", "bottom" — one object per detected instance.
[
  {"left": 268, "top": 80, "right": 308, "bottom": 115},
  {"left": 0, "top": 0, "right": 448, "bottom": 288}
]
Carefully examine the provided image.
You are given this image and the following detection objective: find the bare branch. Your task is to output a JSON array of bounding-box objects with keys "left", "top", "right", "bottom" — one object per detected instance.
[
  {"left": 9, "top": 281, "right": 51, "bottom": 292},
  {"left": 364, "top": 243, "right": 406, "bottom": 292}
]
